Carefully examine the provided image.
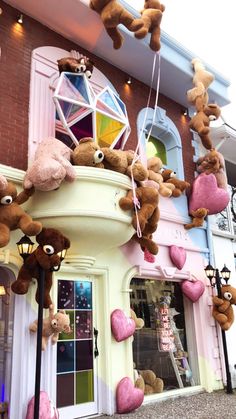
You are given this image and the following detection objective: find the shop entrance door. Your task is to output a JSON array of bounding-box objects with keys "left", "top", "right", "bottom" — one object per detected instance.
[{"left": 56, "top": 278, "right": 98, "bottom": 418}]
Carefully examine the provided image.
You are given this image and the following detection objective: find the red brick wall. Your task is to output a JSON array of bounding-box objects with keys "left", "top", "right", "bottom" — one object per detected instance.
[{"left": 0, "top": 1, "right": 195, "bottom": 181}]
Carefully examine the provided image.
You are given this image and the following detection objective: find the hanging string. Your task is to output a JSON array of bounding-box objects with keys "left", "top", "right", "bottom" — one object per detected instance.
[{"left": 130, "top": 52, "right": 161, "bottom": 238}]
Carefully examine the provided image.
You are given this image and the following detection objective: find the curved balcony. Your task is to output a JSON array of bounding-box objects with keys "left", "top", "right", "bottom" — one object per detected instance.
[{"left": 27, "top": 167, "right": 134, "bottom": 267}]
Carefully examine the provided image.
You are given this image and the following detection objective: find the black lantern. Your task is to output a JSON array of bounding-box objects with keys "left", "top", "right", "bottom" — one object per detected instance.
[
  {"left": 204, "top": 263, "right": 233, "bottom": 394},
  {"left": 16, "top": 235, "right": 34, "bottom": 260},
  {"left": 221, "top": 264, "right": 231, "bottom": 283}
]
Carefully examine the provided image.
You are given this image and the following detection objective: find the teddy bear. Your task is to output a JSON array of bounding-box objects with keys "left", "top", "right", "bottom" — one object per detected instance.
[
  {"left": 196, "top": 150, "right": 228, "bottom": 190},
  {"left": 135, "top": 369, "right": 164, "bottom": 395},
  {"left": 11, "top": 228, "right": 71, "bottom": 308},
  {"left": 212, "top": 284, "right": 236, "bottom": 331},
  {"left": 187, "top": 58, "right": 215, "bottom": 107},
  {"left": 89, "top": 0, "right": 144, "bottom": 49},
  {"left": 119, "top": 185, "right": 159, "bottom": 232},
  {"left": 188, "top": 101, "right": 221, "bottom": 150},
  {"left": 146, "top": 156, "right": 175, "bottom": 197},
  {"left": 102, "top": 148, "right": 148, "bottom": 182},
  {"left": 135, "top": 0, "right": 165, "bottom": 51},
  {"left": 0, "top": 174, "right": 42, "bottom": 248},
  {"left": 184, "top": 207, "right": 209, "bottom": 230},
  {"left": 161, "top": 169, "right": 190, "bottom": 197},
  {"left": 24, "top": 137, "right": 76, "bottom": 191},
  {"left": 120, "top": 186, "right": 159, "bottom": 255},
  {"left": 57, "top": 56, "right": 94, "bottom": 78},
  {"left": 29, "top": 303, "right": 71, "bottom": 350},
  {"left": 130, "top": 308, "right": 145, "bottom": 329},
  {"left": 72, "top": 137, "right": 105, "bottom": 167}
]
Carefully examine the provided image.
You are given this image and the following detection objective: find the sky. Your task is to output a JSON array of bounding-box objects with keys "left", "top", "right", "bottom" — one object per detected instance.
[{"left": 125, "top": 0, "right": 236, "bottom": 125}]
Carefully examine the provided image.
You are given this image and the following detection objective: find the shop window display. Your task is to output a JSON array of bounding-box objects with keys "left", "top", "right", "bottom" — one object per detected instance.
[{"left": 130, "top": 278, "right": 196, "bottom": 391}]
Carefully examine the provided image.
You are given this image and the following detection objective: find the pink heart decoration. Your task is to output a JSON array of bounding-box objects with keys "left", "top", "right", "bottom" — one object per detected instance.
[
  {"left": 169, "top": 245, "right": 186, "bottom": 270},
  {"left": 116, "top": 377, "right": 144, "bottom": 414},
  {"left": 181, "top": 280, "right": 205, "bottom": 302},
  {"left": 111, "top": 309, "right": 136, "bottom": 342},
  {"left": 189, "top": 173, "right": 230, "bottom": 215}
]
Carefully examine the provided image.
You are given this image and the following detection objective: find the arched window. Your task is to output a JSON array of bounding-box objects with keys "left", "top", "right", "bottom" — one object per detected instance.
[{"left": 137, "top": 106, "right": 184, "bottom": 178}]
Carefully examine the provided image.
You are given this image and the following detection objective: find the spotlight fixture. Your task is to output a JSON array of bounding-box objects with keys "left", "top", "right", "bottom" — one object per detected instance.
[
  {"left": 126, "top": 76, "right": 132, "bottom": 85},
  {"left": 0, "top": 8, "right": 2, "bottom": 16},
  {"left": 17, "top": 13, "right": 23, "bottom": 24},
  {"left": 182, "top": 109, "right": 188, "bottom": 116}
]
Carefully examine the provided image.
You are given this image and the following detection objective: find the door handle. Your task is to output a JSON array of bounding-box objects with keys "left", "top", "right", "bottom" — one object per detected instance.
[{"left": 94, "top": 327, "right": 99, "bottom": 358}]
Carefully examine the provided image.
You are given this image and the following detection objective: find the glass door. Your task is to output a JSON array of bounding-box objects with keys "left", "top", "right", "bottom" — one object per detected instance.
[{"left": 56, "top": 278, "right": 98, "bottom": 418}]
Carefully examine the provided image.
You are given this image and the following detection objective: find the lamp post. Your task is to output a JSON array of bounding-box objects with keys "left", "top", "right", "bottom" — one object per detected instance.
[
  {"left": 204, "top": 263, "right": 233, "bottom": 394},
  {"left": 16, "top": 235, "right": 67, "bottom": 419}
]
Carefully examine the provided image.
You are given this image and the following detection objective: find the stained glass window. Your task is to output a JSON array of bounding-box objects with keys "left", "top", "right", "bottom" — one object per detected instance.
[
  {"left": 54, "top": 73, "right": 130, "bottom": 149},
  {"left": 57, "top": 279, "right": 94, "bottom": 408}
]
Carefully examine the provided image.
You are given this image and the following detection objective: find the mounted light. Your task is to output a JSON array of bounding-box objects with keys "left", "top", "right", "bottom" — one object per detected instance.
[
  {"left": 16, "top": 235, "right": 34, "bottom": 260},
  {"left": 126, "top": 76, "right": 132, "bottom": 85},
  {"left": 17, "top": 13, "right": 23, "bottom": 24},
  {"left": 0, "top": 285, "right": 6, "bottom": 296},
  {"left": 220, "top": 264, "right": 231, "bottom": 283},
  {"left": 204, "top": 264, "right": 215, "bottom": 280}
]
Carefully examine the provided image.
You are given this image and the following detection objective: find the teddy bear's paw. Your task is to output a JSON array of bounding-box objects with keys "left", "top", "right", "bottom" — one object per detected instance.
[
  {"left": 129, "top": 18, "right": 144, "bottom": 32},
  {"left": 11, "top": 280, "right": 29, "bottom": 295},
  {"left": 134, "top": 27, "right": 149, "bottom": 39},
  {"left": 22, "top": 221, "right": 42, "bottom": 237}
]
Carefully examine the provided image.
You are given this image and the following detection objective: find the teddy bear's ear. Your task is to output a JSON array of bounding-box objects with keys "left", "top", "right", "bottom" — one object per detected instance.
[
  {"left": 64, "top": 237, "right": 71, "bottom": 249},
  {"left": 0, "top": 174, "right": 8, "bottom": 191},
  {"left": 79, "top": 137, "right": 94, "bottom": 144},
  {"left": 59, "top": 309, "right": 66, "bottom": 314}
]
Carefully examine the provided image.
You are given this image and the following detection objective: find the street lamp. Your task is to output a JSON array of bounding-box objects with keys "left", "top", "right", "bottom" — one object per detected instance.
[
  {"left": 16, "top": 235, "right": 68, "bottom": 419},
  {"left": 204, "top": 263, "right": 233, "bottom": 394}
]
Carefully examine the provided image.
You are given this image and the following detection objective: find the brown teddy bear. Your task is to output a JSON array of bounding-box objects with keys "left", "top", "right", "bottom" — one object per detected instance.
[
  {"left": 102, "top": 148, "right": 148, "bottom": 182},
  {"left": 189, "top": 101, "right": 221, "bottom": 150},
  {"left": 135, "top": 369, "right": 164, "bottom": 395},
  {"left": 72, "top": 137, "right": 105, "bottom": 168},
  {"left": 196, "top": 150, "right": 228, "bottom": 190},
  {"left": 119, "top": 186, "right": 159, "bottom": 232},
  {"left": 57, "top": 56, "right": 94, "bottom": 78},
  {"left": 89, "top": 0, "right": 144, "bottom": 49},
  {"left": 187, "top": 58, "right": 215, "bottom": 107},
  {"left": 130, "top": 308, "right": 145, "bottom": 329},
  {"left": 184, "top": 208, "right": 209, "bottom": 230},
  {"left": 11, "top": 228, "right": 70, "bottom": 308},
  {"left": 135, "top": 0, "right": 165, "bottom": 51},
  {"left": 212, "top": 284, "right": 236, "bottom": 331},
  {"left": 161, "top": 169, "right": 190, "bottom": 197},
  {"left": 120, "top": 186, "right": 159, "bottom": 255},
  {"left": 0, "top": 174, "right": 42, "bottom": 248},
  {"left": 29, "top": 304, "right": 71, "bottom": 351},
  {"left": 146, "top": 157, "right": 175, "bottom": 197}
]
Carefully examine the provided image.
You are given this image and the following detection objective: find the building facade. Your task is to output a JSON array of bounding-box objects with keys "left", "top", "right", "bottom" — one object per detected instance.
[{"left": 0, "top": 1, "right": 234, "bottom": 418}]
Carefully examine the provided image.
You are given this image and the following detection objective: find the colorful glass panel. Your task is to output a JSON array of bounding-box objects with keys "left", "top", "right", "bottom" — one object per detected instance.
[
  {"left": 58, "top": 74, "right": 90, "bottom": 104},
  {"left": 98, "top": 89, "right": 121, "bottom": 116},
  {"left": 57, "top": 373, "right": 74, "bottom": 408},
  {"left": 146, "top": 135, "right": 167, "bottom": 164},
  {"left": 115, "top": 94, "right": 127, "bottom": 117},
  {"left": 76, "top": 371, "right": 94, "bottom": 404},
  {"left": 70, "top": 113, "right": 93, "bottom": 142},
  {"left": 96, "top": 112, "right": 124, "bottom": 147},
  {"left": 57, "top": 280, "right": 94, "bottom": 408},
  {"left": 57, "top": 99, "right": 89, "bottom": 124}
]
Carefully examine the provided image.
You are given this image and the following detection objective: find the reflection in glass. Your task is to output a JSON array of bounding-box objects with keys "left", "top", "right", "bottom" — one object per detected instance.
[{"left": 130, "top": 278, "right": 197, "bottom": 391}]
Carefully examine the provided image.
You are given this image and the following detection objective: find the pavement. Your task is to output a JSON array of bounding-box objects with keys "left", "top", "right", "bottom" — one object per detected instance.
[{"left": 98, "top": 390, "right": 236, "bottom": 419}]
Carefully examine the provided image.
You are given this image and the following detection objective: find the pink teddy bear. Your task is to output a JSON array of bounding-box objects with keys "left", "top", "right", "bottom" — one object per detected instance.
[{"left": 24, "top": 137, "right": 76, "bottom": 191}]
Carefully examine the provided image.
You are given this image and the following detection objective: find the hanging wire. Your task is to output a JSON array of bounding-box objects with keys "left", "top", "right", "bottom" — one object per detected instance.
[{"left": 130, "top": 52, "right": 161, "bottom": 238}]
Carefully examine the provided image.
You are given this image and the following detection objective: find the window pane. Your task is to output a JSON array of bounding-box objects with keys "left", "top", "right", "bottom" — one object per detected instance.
[
  {"left": 130, "top": 278, "right": 197, "bottom": 391},
  {"left": 57, "top": 279, "right": 94, "bottom": 408},
  {"left": 146, "top": 135, "right": 167, "bottom": 164}
]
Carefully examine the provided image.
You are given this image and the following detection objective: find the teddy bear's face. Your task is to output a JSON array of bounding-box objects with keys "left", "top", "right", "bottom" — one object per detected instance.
[
  {"left": 161, "top": 169, "right": 176, "bottom": 182},
  {"left": 204, "top": 104, "right": 221, "bottom": 120},
  {"left": 51, "top": 312, "right": 71, "bottom": 333},
  {"left": 34, "top": 228, "right": 71, "bottom": 270},
  {"left": 221, "top": 285, "right": 236, "bottom": 305},
  {"left": 72, "top": 138, "right": 104, "bottom": 167},
  {"left": 0, "top": 182, "right": 17, "bottom": 204}
]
